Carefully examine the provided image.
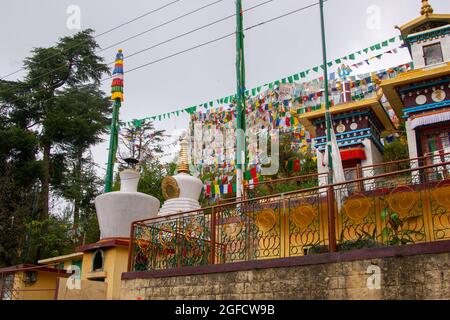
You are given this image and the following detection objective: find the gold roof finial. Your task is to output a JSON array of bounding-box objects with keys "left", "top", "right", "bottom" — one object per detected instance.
[
  {"left": 177, "top": 132, "right": 190, "bottom": 174},
  {"left": 420, "top": 0, "right": 434, "bottom": 16}
]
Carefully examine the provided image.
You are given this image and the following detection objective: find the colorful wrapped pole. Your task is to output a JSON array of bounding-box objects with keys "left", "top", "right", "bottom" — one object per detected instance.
[{"left": 104, "top": 49, "right": 124, "bottom": 193}]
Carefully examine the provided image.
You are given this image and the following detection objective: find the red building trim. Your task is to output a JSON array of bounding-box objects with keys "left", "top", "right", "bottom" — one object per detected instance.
[
  {"left": 76, "top": 238, "right": 130, "bottom": 253},
  {"left": 340, "top": 148, "right": 367, "bottom": 161}
]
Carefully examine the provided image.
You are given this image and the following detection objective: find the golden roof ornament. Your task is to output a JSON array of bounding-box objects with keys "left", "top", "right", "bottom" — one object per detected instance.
[
  {"left": 177, "top": 132, "right": 190, "bottom": 174},
  {"left": 420, "top": 0, "right": 434, "bottom": 16}
]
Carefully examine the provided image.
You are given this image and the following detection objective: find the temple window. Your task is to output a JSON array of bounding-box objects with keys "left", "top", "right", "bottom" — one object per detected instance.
[
  {"left": 92, "top": 250, "right": 104, "bottom": 272},
  {"left": 423, "top": 43, "right": 444, "bottom": 66}
]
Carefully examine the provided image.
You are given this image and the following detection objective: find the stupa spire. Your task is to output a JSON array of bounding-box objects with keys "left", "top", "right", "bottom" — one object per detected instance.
[
  {"left": 420, "top": 0, "right": 434, "bottom": 16},
  {"left": 177, "top": 133, "right": 190, "bottom": 174}
]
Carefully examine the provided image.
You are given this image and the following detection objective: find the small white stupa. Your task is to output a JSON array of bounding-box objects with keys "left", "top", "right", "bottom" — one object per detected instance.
[
  {"left": 95, "top": 168, "right": 160, "bottom": 239},
  {"left": 159, "top": 133, "right": 203, "bottom": 216}
]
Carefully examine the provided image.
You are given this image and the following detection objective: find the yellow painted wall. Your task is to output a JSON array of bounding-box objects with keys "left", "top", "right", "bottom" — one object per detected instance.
[
  {"left": 80, "top": 247, "right": 129, "bottom": 300},
  {"left": 13, "top": 271, "right": 58, "bottom": 300}
]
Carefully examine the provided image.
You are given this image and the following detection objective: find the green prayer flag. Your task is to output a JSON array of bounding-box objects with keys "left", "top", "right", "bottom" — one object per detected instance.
[
  {"left": 389, "top": 37, "right": 395, "bottom": 43},
  {"left": 313, "top": 66, "right": 319, "bottom": 72},
  {"left": 300, "top": 72, "right": 306, "bottom": 78},
  {"left": 349, "top": 54, "right": 356, "bottom": 60},
  {"left": 269, "top": 82, "right": 273, "bottom": 89},
  {"left": 335, "top": 58, "right": 341, "bottom": 64},
  {"left": 293, "top": 74, "right": 300, "bottom": 81},
  {"left": 252, "top": 88, "right": 257, "bottom": 96},
  {"left": 327, "top": 62, "right": 333, "bottom": 67},
  {"left": 382, "top": 41, "right": 388, "bottom": 47},
  {"left": 288, "top": 76, "right": 294, "bottom": 83},
  {"left": 363, "top": 48, "right": 369, "bottom": 54},
  {"left": 281, "top": 78, "right": 287, "bottom": 84}
]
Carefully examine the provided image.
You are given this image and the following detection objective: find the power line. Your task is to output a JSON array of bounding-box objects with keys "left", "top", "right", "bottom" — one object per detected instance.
[
  {"left": 2, "top": 1, "right": 327, "bottom": 116},
  {"left": 0, "top": 0, "right": 183, "bottom": 80},
  {"left": 102, "top": 1, "right": 325, "bottom": 81},
  {"left": 95, "top": 0, "right": 182, "bottom": 38},
  {"left": 1, "top": 0, "right": 274, "bottom": 105},
  {"left": 98, "top": 0, "right": 226, "bottom": 54},
  {"left": 121, "top": 0, "right": 274, "bottom": 62}
]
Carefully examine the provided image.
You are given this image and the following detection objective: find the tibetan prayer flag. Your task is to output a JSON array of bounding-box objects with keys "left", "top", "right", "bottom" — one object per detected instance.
[{"left": 250, "top": 167, "right": 257, "bottom": 179}]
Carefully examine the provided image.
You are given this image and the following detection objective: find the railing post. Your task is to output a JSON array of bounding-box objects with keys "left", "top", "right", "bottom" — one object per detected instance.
[
  {"left": 327, "top": 185, "right": 337, "bottom": 253},
  {"left": 0, "top": 272, "right": 3, "bottom": 301},
  {"left": 127, "top": 223, "right": 135, "bottom": 272},
  {"left": 356, "top": 163, "right": 364, "bottom": 192},
  {"left": 210, "top": 207, "right": 216, "bottom": 265}
]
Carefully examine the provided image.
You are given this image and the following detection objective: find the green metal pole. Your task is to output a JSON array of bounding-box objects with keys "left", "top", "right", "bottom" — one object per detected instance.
[
  {"left": 235, "top": 0, "right": 246, "bottom": 199},
  {"left": 104, "top": 99, "right": 121, "bottom": 193},
  {"left": 319, "top": 0, "right": 333, "bottom": 184}
]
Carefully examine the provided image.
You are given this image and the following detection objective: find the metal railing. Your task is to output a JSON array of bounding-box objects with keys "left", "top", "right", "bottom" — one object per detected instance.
[{"left": 129, "top": 154, "right": 450, "bottom": 272}]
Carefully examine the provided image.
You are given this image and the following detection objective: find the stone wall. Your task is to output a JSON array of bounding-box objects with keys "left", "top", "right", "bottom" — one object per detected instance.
[{"left": 121, "top": 243, "right": 450, "bottom": 300}]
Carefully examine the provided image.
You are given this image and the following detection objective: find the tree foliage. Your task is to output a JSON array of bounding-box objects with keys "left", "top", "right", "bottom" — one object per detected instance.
[{"left": 0, "top": 30, "right": 110, "bottom": 265}]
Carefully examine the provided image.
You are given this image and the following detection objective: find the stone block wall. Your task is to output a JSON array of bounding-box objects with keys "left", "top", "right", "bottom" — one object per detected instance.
[{"left": 121, "top": 244, "right": 450, "bottom": 300}]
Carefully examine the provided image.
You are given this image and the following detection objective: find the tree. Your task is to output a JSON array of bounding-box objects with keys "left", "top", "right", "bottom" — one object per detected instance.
[
  {"left": 0, "top": 30, "right": 111, "bottom": 264},
  {"left": 23, "top": 29, "right": 109, "bottom": 219},
  {"left": 114, "top": 120, "right": 175, "bottom": 202},
  {"left": 49, "top": 85, "right": 110, "bottom": 237},
  {"left": 138, "top": 160, "right": 176, "bottom": 203},
  {"left": 118, "top": 120, "right": 165, "bottom": 167},
  {"left": 0, "top": 99, "right": 41, "bottom": 266}
]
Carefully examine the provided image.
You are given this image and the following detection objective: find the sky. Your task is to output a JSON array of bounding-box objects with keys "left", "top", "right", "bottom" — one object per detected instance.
[{"left": 2, "top": 0, "right": 450, "bottom": 176}]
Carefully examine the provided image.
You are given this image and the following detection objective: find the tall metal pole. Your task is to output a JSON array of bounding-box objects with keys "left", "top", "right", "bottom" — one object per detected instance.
[
  {"left": 319, "top": 0, "right": 333, "bottom": 184},
  {"left": 104, "top": 99, "right": 120, "bottom": 193},
  {"left": 235, "top": 0, "right": 246, "bottom": 199},
  {"left": 105, "top": 49, "right": 124, "bottom": 193}
]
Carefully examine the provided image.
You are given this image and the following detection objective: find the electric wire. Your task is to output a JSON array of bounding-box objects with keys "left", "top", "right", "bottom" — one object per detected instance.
[
  {"left": 0, "top": 0, "right": 183, "bottom": 80},
  {"left": 2, "top": 1, "right": 327, "bottom": 118}
]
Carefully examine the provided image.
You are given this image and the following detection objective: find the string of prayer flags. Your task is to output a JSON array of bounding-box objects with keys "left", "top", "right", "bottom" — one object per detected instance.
[{"left": 123, "top": 35, "right": 405, "bottom": 127}]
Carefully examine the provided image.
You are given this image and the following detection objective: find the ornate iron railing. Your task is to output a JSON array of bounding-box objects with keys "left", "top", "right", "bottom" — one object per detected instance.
[{"left": 129, "top": 156, "right": 450, "bottom": 272}]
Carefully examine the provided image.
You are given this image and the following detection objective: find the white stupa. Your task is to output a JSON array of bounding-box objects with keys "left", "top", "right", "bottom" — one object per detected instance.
[
  {"left": 158, "top": 133, "right": 203, "bottom": 216},
  {"left": 95, "top": 168, "right": 160, "bottom": 239}
]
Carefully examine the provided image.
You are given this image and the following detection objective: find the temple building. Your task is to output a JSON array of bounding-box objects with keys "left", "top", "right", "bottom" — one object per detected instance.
[
  {"left": 299, "top": 86, "right": 396, "bottom": 182},
  {"left": 381, "top": 1, "right": 450, "bottom": 164}
]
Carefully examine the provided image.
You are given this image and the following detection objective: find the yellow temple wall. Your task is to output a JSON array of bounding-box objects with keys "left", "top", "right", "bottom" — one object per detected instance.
[
  {"left": 13, "top": 270, "right": 58, "bottom": 300},
  {"left": 80, "top": 246, "right": 129, "bottom": 300}
]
